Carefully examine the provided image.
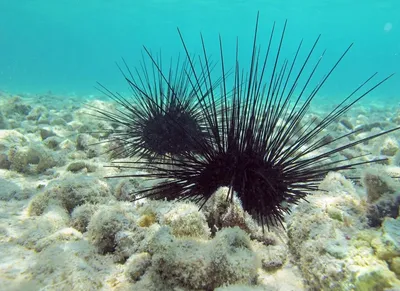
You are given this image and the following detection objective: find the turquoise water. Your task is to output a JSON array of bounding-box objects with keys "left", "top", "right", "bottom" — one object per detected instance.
[{"left": 1, "top": 0, "right": 399, "bottom": 102}]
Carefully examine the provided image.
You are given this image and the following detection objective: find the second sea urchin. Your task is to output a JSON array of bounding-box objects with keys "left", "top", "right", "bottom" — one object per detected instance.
[
  {"left": 108, "top": 13, "right": 399, "bottom": 230},
  {"left": 94, "top": 51, "right": 217, "bottom": 161}
]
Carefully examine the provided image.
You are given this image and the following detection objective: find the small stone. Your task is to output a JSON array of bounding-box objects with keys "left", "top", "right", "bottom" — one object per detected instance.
[
  {"left": 390, "top": 257, "right": 400, "bottom": 276},
  {"left": 35, "top": 227, "right": 83, "bottom": 252},
  {"left": 354, "top": 264, "right": 399, "bottom": 290},
  {"left": 325, "top": 240, "right": 348, "bottom": 259},
  {"left": 0, "top": 112, "right": 8, "bottom": 129},
  {"left": 115, "top": 179, "right": 142, "bottom": 201},
  {"left": 27, "top": 106, "right": 47, "bottom": 121},
  {"left": 7, "top": 97, "right": 32, "bottom": 116},
  {"left": 125, "top": 253, "right": 152, "bottom": 281},
  {"left": 76, "top": 134, "right": 100, "bottom": 158},
  {"left": 37, "top": 115, "right": 50, "bottom": 124},
  {"left": 362, "top": 170, "right": 395, "bottom": 202},
  {"left": 61, "top": 113, "right": 73, "bottom": 122},
  {"left": 50, "top": 118, "right": 67, "bottom": 126},
  {"left": 340, "top": 118, "right": 354, "bottom": 130},
  {"left": 0, "top": 178, "right": 30, "bottom": 200},
  {"left": 327, "top": 206, "right": 344, "bottom": 222},
  {"left": 0, "top": 153, "right": 11, "bottom": 169},
  {"left": 382, "top": 217, "right": 400, "bottom": 251},
  {"left": 67, "top": 161, "right": 87, "bottom": 172},
  {"left": 366, "top": 194, "right": 400, "bottom": 227},
  {"left": 59, "top": 139, "right": 75, "bottom": 151},
  {"left": 40, "top": 128, "right": 56, "bottom": 140},
  {"left": 71, "top": 204, "right": 98, "bottom": 233},
  {"left": 372, "top": 217, "right": 400, "bottom": 260},
  {"left": 44, "top": 136, "right": 61, "bottom": 149},
  {"left": 138, "top": 213, "right": 156, "bottom": 228},
  {"left": 260, "top": 245, "right": 287, "bottom": 271},
  {"left": 381, "top": 137, "right": 399, "bottom": 156},
  {"left": 0, "top": 178, "right": 21, "bottom": 200}
]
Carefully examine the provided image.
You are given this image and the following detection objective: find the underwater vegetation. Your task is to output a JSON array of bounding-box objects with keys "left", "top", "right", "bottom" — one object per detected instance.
[{"left": 97, "top": 13, "right": 399, "bottom": 231}]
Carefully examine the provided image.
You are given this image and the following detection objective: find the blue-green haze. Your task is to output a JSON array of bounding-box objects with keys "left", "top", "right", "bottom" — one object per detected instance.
[{"left": 0, "top": 0, "right": 399, "bottom": 103}]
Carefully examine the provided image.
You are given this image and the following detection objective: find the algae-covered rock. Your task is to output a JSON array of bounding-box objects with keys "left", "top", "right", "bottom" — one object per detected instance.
[
  {"left": 28, "top": 176, "right": 113, "bottom": 216},
  {"left": 87, "top": 203, "right": 136, "bottom": 254},
  {"left": 114, "top": 227, "right": 152, "bottom": 260},
  {"left": 148, "top": 226, "right": 259, "bottom": 290},
  {"left": 287, "top": 178, "right": 400, "bottom": 291},
  {"left": 43, "top": 136, "right": 62, "bottom": 149},
  {"left": 380, "top": 137, "right": 399, "bottom": 156},
  {"left": 0, "top": 130, "right": 28, "bottom": 145},
  {"left": 124, "top": 252, "right": 152, "bottom": 282},
  {"left": 137, "top": 213, "right": 156, "bottom": 228},
  {"left": 114, "top": 178, "right": 144, "bottom": 201},
  {"left": 67, "top": 161, "right": 87, "bottom": 172},
  {"left": 50, "top": 117, "right": 67, "bottom": 126},
  {"left": 325, "top": 237, "right": 349, "bottom": 259},
  {"left": 366, "top": 193, "right": 400, "bottom": 227},
  {"left": 202, "top": 187, "right": 261, "bottom": 237},
  {"left": 382, "top": 217, "right": 400, "bottom": 249},
  {"left": 27, "top": 105, "right": 47, "bottom": 121},
  {"left": 0, "top": 152, "right": 11, "bottom": 169},
  {"left": 362, "top": 168, "right": 400, "bottom": 227},
  {"left": 252, "top": 241, "right": 288, "bottom": 272},
  {"left": 76, "top": 133, "right": 101, "bottom": 158},
  {"left": 18, "top": 205, "right": 70, "bottom": 249},
  {"left": 362, "top": 168, "right": 397, "bottom": 203},
  {"left": 39, "top": 128, "right": 56, "bottom": 140},
  {"left": 29, "top": 241, "right": 105, "bottom": 290},
  {"left": 66, "top": 161, "right": 96, "bottom": 173},
  {"left": 70, "top": 204, "right": 99, "bottom": 233},
  {"left": 0, "top": 111, "right": 9, "bottom": 129},
  {"left": 319, "top": 172, "right": 357, "bottom": 194},
  {"left": 35, "top": 227, "right": 83, "bottom": 252},
  {"left": 215, "top": 285, "right": 265, "bottom": 291},
  {"left": 353, "top": 264, "right": 400, "bottom": 291},
  {"left": 372, "top": 217, "right": 400, "bottom": 260},
  {"left": 327, "top": 205, "right": 345, "bottom": 222},
  {"left": 8, "top": 144, "right": 62, "bottom": 174},
  {"left": 2, "top": 96, "right": 32, "bottom": 118},
  {"left": 390, "top": 257, "right": 400, "bottom": 276},
  {"left": 163, "top": 202, "right": 210, "bottom": 239},
  {"left": 0, "top": 178, "right": 27, "bottom": 200}
]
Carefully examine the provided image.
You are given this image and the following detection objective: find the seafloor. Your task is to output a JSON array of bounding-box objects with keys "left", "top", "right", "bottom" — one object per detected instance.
[{"left": 0, "top": 91, "right": 400, "bottom": 291}]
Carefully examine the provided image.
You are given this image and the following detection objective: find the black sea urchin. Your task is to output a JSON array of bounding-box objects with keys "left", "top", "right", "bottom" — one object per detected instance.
[
  {"left": 93, "top": 51, "right": 217, "bottom": 161},
  {"left": 109, "top": 13, "right": 399, "bottom": 230}
]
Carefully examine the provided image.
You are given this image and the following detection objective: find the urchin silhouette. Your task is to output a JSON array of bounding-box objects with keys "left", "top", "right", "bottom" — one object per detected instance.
[
  {"left": 109, "top": 13, "right": 398, "bottom": 230},
  {"left": 93, "top": 51, "right": 218, "bottom": 161}
]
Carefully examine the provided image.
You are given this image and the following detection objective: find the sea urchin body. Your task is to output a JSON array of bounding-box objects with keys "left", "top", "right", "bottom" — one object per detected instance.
[{"left": 94, "top": 52, "right": 213, "bottom": 161}]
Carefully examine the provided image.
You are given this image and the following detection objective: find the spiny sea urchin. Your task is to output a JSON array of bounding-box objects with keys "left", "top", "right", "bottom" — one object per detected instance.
[
  {"left": 93, "top": 51, "right": 218, "bottom": 161},
  {"left": 108, "top": 13, "right": 399, "bottom": 230}
]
